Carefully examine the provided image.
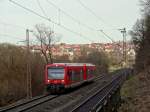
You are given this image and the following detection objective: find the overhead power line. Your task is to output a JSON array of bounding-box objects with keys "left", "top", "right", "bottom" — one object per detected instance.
[
  {"left": 46, "top": 0, "right": 117, "bottom": 43},
  {"left": 98, "top": 30, "right": 122, "bottom": 47},
  {"left": 76, "top": 0, "right": 117, "bottom": 43},
  {"left": 98, "top": 30, "right": 115, "bottom": 42},
  {"left": 46, "top": 0, "right": 96, "bottom": 31},
  {"left": 77, "top": 0, "right": 105, "bottom": 24},
  {"left": 36, "top": 0, "right": 55, "bottom": 30},
  {"left": 9, "top": 0, "right": 94, "bottom": 42},
  {"left": 77, "top": 0, "right": 114, "bottom": 28},
  {"left": 0, "top": 19, "right": 26, "bottom": 30},
  {"left": 36, "top": 0, "right": 47, "bottom": 17}
]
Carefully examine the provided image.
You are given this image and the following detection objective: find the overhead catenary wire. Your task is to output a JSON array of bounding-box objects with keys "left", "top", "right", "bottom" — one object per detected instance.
[
  {"left": 0, "top": 19, "right": 34, "bottom": 44},
  {"left": 98, "top": 30, "right": 121, "bottom": 47},
  {"left": 46, "top": 0, "right": 96, "bottom": 31},
  {"left": 76, "top": 0, "right": 118, "bottom": 42},
  {"left": 77, "top": 0, "right": 105, "bottom": 25},
  {"left": 36, "top": 0, "right": 48, "bottom": 17},
  {"left": 98, "top": 30, "right": 115, "bottom": 43},
  {"left": 36, "top": 0, "right": 55, "bottom": 37},
  {"left": 76, "top": 0, "right": 114, "bottom": 28},
  {"left": 0, "top": 19, "right": 26, "bottom": 30},
  {"left": 58, "top": 8, "right": 61, "bottom": 25},
  {"left": 76, "top": 0, "right": 125, "bottom": 64},
  {"left": 9, "top": 0, "right": 94, "bottom": 42},
  {"left": 0, "top": 18, "right": 37, "bottom": 46},
  {"left": 46, "top": 0, "right": 117, "bottom": 43},
  {"left": 36, "top": 0, "right": 55, "bottom": 33}
]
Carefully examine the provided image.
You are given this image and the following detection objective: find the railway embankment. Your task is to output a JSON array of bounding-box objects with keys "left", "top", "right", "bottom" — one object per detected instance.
[
  {"left": 118, "top": 71, "right": 150, "bottom": 112},
  {"left": 0, "top": 69, "right": 123, "bottom": 112}
]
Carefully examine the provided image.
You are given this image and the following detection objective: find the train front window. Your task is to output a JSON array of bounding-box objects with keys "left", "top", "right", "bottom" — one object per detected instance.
[{"left": 48, "top": 67, "right": 64, "bottom": 79}]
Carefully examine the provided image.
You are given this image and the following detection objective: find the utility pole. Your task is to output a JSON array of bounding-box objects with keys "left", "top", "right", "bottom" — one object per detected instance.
[
  {"left": 119, "top": 28, "right": 127, "bottom": 67},
  {"left": 26, "top": 29, "right": 32, "bottom": 99}
]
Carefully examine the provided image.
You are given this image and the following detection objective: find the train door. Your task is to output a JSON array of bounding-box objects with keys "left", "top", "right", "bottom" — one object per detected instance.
[
  {"left": 87, "top": 66, "right": 96, "bottom": 80},
  {"left": 67, "top": 68, "right": 73, "bottom": 84},
  {"left": 67, "top": 67, "right": 84, "bottom": 83}
]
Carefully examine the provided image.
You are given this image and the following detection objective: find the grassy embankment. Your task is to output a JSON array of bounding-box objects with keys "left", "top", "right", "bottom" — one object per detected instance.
[{"left": 119, "top": 71, "right": 150, "bottom": 112}]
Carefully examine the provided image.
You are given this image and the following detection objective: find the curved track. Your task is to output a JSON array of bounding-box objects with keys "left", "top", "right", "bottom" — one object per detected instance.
[
  {"left": 0, "top": 69, "right": 129, "bottom": 112},
  {"left": 70, "top": 72, "right": 124, "bottom": 112}
]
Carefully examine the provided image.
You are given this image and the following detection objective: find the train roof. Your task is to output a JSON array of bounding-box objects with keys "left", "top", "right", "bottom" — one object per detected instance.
[{"left": 51, "top": 63, "right": 95, "bottom": 67}]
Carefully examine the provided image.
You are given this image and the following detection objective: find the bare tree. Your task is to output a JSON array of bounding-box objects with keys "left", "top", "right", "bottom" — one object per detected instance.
[
  {"left": 34, "top": 24, "right": 59, "bottom": 64},
  {"left": 130, "top": 0, "right": 150, "bottom": 73},
  {"left": 130, "top": 19, "right": 145, "bottom": 49}
]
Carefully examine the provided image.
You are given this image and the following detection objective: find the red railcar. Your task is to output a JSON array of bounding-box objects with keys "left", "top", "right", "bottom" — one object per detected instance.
[{"left": 45, "top": 63, "right": 96, "bottom": 93}]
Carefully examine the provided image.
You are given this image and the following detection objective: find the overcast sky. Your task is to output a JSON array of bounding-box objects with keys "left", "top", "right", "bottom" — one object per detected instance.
[{"left": 0, "top": 0, "right": 141, "bottom": 44}]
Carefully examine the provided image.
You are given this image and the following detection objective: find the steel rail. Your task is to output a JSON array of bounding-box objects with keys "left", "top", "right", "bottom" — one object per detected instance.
[
  {"left": 0, "top": 73, "right": 113, "bottom": 112},
  {"left": 92, "top": 76, "right": 122, "bottom": 112},
  {"left": 0, "top": 75, "right": 104, "bottom": 112},
  {"left": 70, "top": 74, "right": 122, "bottom": 112},
  {"left": 0, "top": 95, "right": 58, "bottom": 112},
  {"left": 0, "top": 95, "right": 47, "bottom": 111}
]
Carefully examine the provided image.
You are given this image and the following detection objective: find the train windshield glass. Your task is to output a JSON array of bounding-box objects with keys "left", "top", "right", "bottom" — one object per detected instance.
[{"left": 48, "top": 67, "right": 64, "bottom": 79}]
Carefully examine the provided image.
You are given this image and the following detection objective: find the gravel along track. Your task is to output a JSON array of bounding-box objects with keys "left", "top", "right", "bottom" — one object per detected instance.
[
  {"left": 0, "top": 70, "right": 125, "bottom": 112},
  {"left": 70, "top": 74, "right": 123, "bottom": 112},
  {"left": 0, "top": 95, "right": 58, "bottom": 112},
  {"left": 23, "top": 74, "right": 114, "bottom": 112}
]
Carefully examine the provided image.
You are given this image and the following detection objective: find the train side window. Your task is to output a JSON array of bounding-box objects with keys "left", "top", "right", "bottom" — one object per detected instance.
[
  {"left": 80, "top": 69, "right": 83, "bottom": 75},
  {"left": 87, "top": 69, "right": 90, "bottom": 75},
  {"left": 68, "top": 70, "right": 72, "bottom": 75},
  {"left": 68, "top": 70, "right": 73, "bottom": 81},
  {"left": 87, "top": 68, "right": 95, "bottom": 78},
  {"left": 68, "top": 69, "right": 84, "bottom": 82},
  {"left": 80, "top": 69, "right": 83, "bottom": 80},
  {"left": 72, "top": 70, "right": 77, "bottom": 81}
]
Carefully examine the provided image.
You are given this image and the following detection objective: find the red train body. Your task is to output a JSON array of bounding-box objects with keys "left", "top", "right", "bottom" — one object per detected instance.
[{"left": 45, "top": 63, "right": 96, "bottom": 93}]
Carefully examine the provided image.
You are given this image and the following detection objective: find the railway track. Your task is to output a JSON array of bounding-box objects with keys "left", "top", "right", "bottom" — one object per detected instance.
[
  {"left": 0, "top": 95, "right": 58, "bottom": 112},
  {"left": 70, "top": 74, "right": 123, "bottom": 112},
  {"left": 0, "top": 75, "right": 105, "bottom": 112},
  {"left": 0, "top": 69, "right": 128, "bottom": 112}
]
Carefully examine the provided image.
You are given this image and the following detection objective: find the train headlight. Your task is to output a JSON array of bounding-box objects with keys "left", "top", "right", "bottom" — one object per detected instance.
[{"left": 61, "top": 80, "right": 64, "bottom": 83}]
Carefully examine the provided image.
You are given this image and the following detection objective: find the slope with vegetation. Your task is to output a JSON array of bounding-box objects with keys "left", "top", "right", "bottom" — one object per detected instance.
[
  {"left": 0, "top": 44, "right": 45, "bottom": 106},
  {"left": 119, "top": 0, "right": 150, "bottom": 111}
]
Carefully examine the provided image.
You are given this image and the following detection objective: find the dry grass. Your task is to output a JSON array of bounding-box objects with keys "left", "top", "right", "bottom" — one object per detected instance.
[
  {"left": 0, "top": 44, "right": 45, "bottom": 107},
  {"left": 119, "top": 71, "right": 150, "bottom": 112}
]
